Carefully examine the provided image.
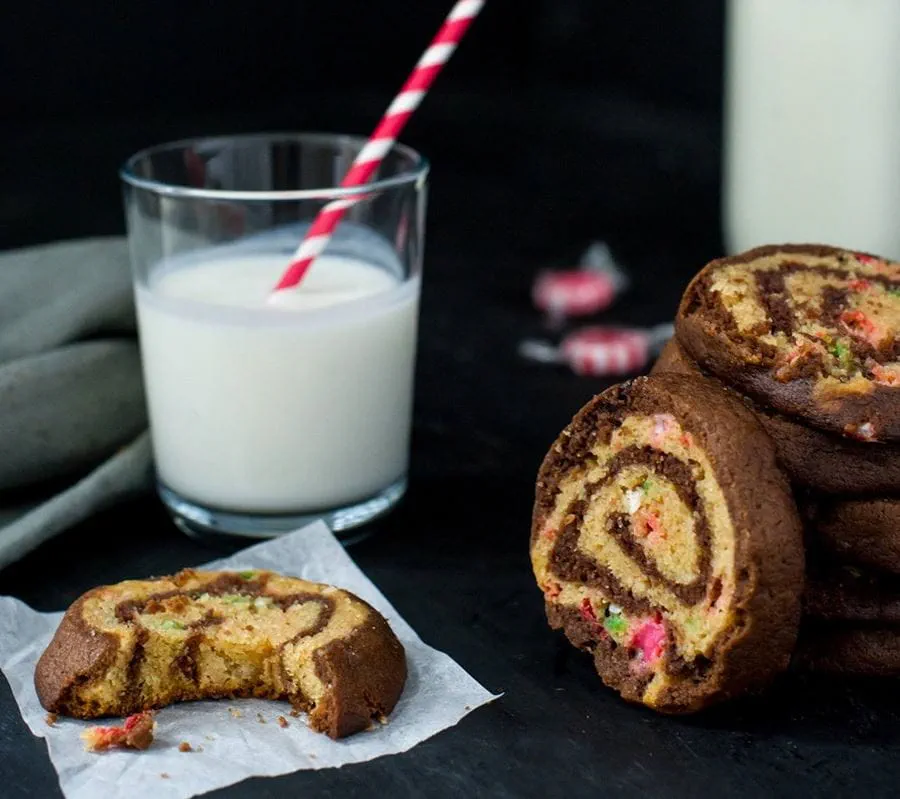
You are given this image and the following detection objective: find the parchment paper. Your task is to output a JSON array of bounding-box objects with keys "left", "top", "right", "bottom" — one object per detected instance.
[{"left": 0, "top": 521, "right": 498, "bottom": 798}]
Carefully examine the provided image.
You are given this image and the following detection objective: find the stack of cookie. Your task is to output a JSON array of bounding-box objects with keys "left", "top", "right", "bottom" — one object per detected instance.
[
  {"left": 529, "top": 244, "right": 900, "bottom": 712},
  {"left": 652, "top": 244, "right": 900, "bottom": 677}
]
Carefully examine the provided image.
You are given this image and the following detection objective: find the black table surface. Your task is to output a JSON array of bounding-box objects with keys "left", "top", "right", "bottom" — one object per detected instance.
[{"left": 3, "top": 108, "right": 900, "bottom": 799}]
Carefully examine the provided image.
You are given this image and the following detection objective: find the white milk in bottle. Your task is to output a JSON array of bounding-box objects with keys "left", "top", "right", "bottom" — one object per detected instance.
[{"left": 724, "top": 0, "right": 900, "bottom": 257}]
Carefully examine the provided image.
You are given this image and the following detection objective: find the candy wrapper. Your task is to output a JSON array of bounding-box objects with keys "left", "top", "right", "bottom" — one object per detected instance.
[
  {"left": 532, "top": 242, "right": 629, "bottom": 323},
  {"left": 520, "top": 323, "right": 674, "bottom": 377}
]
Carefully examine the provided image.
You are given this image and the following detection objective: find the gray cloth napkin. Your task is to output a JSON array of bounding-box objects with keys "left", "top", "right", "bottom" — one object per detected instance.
[{"left": 0, "top": 237, "right": 154, "bottom": 571}]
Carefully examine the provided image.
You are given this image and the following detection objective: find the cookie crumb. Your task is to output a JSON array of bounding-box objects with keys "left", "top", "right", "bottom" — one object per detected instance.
[
  {"left": 45, "top": 713, "right": 58, "bottom": 727},
  {"left": 160, "top": 773, "right": 170, "bottom": 779},
  {"left": 257, "top": 713, "right": 267, "bottom": 724},
  {"left": 289, "top": 709, "right": 301, "bottom": 717},
  {"left": 229, "top": 708, "right": 243, "bottom": 719},
  {"left": 277, "top": 716, "right": 289, "bottom": 728},
  {"left": 82, "top": 711, "right": 156, "bottom": 752},
  {"left": 179, "top": 742, "right": 193, "bottom": 753}
]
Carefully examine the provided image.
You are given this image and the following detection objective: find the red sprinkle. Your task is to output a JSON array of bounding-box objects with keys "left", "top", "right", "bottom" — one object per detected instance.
[
  {"left": 579, "top": 597, "right": 597, "bottom": 623},
  {"left": 849, "top": 279, "right": 872, "bottom": 292},
  {"left": 634, "top": 509, "right": 663, "bottom": 539},
  {"left": 871, "top": 364, "right": 899, "bottom": 386},
  {"left": 840, "top": 310, "right": 877, "bottom": 339},
  {"left": 628, "top": 614, "right": 667, "bottom": 664}
]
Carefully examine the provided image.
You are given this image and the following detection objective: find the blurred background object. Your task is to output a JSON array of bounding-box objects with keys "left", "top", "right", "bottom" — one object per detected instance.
[{"left": 724, "top": 0, "right": 900, "bottom": 258}]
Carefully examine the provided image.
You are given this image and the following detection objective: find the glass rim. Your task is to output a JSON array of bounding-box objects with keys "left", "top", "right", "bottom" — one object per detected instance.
[{"left": 119, "top": 131, "right": 429, "bottom": 201}]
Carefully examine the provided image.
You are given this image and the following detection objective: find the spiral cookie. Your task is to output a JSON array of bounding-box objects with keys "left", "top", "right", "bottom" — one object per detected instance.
[
  {"left": 652, "top": 339, "right": 900, "bottom": 494},
  {"left": 35, "top": 569, "right": 406, "bottom": 739},
  {"left": 676, "top": 244, "right": 900, "bottom": 442},
  {"left": 531, "top": 375, "right": 804, "bottom": 712}
]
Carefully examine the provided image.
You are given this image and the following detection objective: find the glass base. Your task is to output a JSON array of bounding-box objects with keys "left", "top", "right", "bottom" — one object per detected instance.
[{"left": 159, "top": 477, "right": 406, "bottom": 546}]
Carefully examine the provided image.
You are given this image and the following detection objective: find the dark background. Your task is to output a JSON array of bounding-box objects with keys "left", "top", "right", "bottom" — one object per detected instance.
[
  {"left": 2, "top": 0, "right": 724, "bottom": 264},
  {"left": 11, "top": 4, "right": 886, "bottom": 799}
]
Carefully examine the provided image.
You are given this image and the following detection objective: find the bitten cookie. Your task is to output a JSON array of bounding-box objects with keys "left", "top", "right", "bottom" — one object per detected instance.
[
  {"left": 35, "top": 570, "right": 406, "bottom": 739},
  {"left": 676, "top": 244, "right": 900, "bottom": 442},
  {"left": 531, "top": 374, "right": 804, "bottom": 713},
  {"left": 806, "top": 496, "right": 900, "bottom": 575},
  {"left": 652, "top": 339, "right": 900, "bottom": 494}
]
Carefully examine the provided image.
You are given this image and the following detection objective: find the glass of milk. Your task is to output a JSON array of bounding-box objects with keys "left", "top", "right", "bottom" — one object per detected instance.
[{"left": 121, "top": 133, "right": 427, "bottom": 541}]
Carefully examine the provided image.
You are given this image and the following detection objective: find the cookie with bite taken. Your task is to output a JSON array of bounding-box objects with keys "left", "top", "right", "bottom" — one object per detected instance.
[
  {"left": 531, "top": 374, "right": 804, "bottom": 713},
  {"left": 35, "top": 569, "right": 406, "bottom": 739}
]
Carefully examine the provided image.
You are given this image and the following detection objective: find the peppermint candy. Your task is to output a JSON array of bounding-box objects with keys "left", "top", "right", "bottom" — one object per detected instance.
[
  {"left": 520, "top": 324, "right": 674, "bottom": 377},
  {"left": 532, "top": 242, "right": 629, "bottom": 320}
]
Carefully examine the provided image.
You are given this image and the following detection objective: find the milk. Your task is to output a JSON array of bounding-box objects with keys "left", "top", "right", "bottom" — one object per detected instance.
[
  {"left": 136, "top": 252, "right": 420, "bottom": 513},
  {"left": 724, "top": 0, "right": 900, "bottom": 257}
]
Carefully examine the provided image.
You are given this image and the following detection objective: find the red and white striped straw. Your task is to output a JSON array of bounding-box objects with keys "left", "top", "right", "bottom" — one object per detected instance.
[{"left": 271, "top": 0, "right": 485, "bottom": 295}]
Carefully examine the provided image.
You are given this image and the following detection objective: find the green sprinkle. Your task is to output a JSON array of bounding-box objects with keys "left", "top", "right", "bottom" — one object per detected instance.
[
  {"left": 830, "top": 341, "right": 855, "bottom": 370},
  {"left": 222, "top": 594, "right": 251, "bottom": 604},
  {"left": 238, "top": 570, "right": 257, "bottom": 580},
  {"left": 604, "top": 615, "right": 628, "bottom": 637},
  {"left": 889, "top": 288, "right": 900, "bottom": 298},
  {"left": 161, "top": 619, "right": 185, "bottom": 631},
  {"left": 641, "top": 479, "right": 653, "bottom": 493}
]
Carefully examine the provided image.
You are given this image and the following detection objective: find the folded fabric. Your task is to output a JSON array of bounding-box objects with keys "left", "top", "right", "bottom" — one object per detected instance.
[
  {"left": 0, "top": 236, "right": 136, "bottom": 363},
  {"left": 0, "top": 237, "right": 153, "bottom": 570},
  {"left": 0, "top": 341, "right": 146, "bottom": 490}
]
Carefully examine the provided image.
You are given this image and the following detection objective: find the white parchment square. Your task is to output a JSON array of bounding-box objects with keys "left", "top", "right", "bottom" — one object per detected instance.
[{"left": 0, "top": 521, "right": 497, "bottom": 799}]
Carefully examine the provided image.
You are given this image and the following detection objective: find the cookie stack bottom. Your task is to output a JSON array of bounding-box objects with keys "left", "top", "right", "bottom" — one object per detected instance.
[{"left": 797, "top": 497, "right": 900, "bottom": 675}]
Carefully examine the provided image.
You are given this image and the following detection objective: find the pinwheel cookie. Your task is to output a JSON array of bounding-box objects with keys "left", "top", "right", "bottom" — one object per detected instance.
[
  {"left": 531, "top": 375, "right": 804, "bottom": 712},
  {"left": 676, "top": 244, "right": 900, "bottom": 442}
]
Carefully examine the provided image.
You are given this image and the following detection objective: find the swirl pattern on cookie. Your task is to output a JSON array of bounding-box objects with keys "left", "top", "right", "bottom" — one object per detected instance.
[
  {"left": 531, "top": 375, "right": 804, "bottom": 712},
  {"left": 35, "top": 569, "right": 406, "bottom": 739},
  {"left": 676, "top": 244, "right": 900, "bottom": 441}
]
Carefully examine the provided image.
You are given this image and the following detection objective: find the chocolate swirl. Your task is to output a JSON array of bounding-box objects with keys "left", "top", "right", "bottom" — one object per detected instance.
[{"left": 549, "top": 445, "right": 714, "bottom": 611}]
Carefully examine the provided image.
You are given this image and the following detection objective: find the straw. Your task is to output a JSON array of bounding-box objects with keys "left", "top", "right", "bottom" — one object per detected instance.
[{"left": 271, "top": 0, "right": 485, "bottom": 295}]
